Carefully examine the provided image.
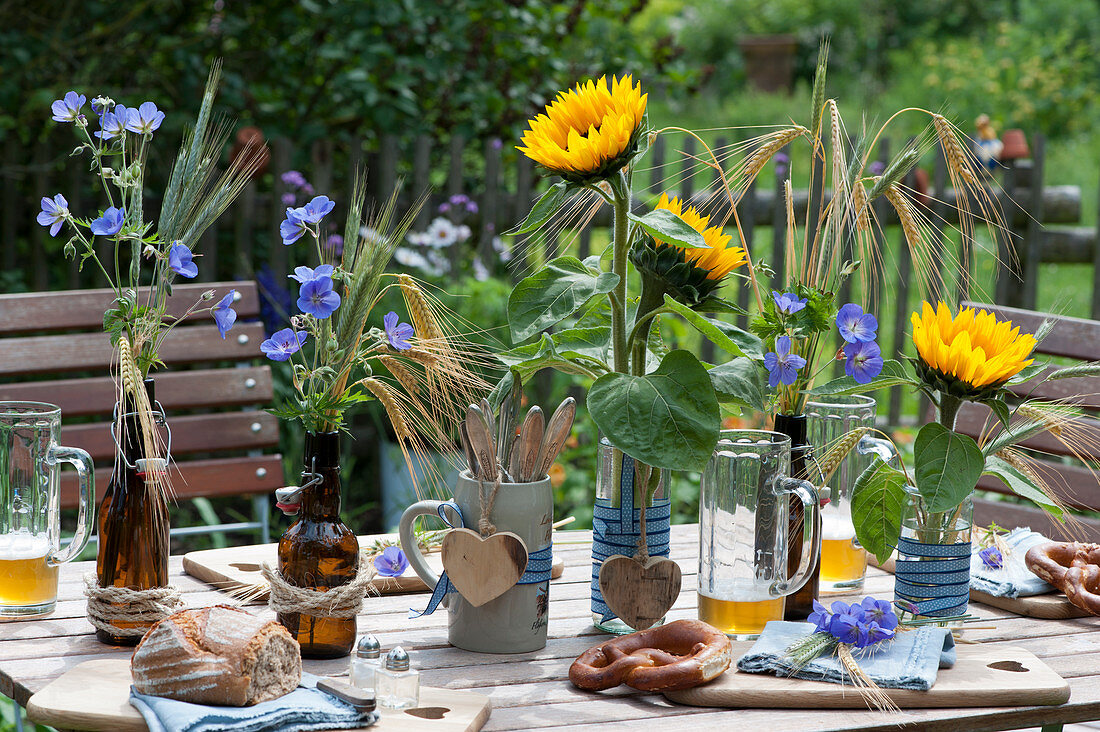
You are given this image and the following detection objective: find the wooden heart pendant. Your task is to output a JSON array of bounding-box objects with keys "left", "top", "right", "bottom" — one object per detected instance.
[
  {"left": 598, "top": 555, "right": 682, "bottom": 630},
  {"left": 441, "top": 528, "right": 528, "bottom": 607}
]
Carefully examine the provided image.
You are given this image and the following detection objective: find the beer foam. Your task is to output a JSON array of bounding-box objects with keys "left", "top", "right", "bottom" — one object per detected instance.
[
  {"left": 821, "top": 512, "right": 856, "bottom": 541},
  {"left": 0, "top": 531, "right": 51, "bottom": 560}
]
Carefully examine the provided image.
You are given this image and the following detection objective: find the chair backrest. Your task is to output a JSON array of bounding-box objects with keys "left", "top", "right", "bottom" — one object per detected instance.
[
  {"left": 0, "top": 282, "right": 282, "bottom": 538},
  {"left": 949, "top": 301, "right": 1100, "bottom": 540}
]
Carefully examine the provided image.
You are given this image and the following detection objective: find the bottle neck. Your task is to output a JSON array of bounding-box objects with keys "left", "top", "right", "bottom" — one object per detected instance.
[
  {"left": 118, "top": 378, "right": 156, "bottom": 463},
  {"left": 773, "top": 413, "right": 811, "bottom": 481},
  {"left": 300, "top": 431, "right": 342, "bottom": 519}
]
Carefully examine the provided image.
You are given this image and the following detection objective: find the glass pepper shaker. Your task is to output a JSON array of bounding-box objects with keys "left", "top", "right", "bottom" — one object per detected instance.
[
  {"left": 376, "top": 646, "right": 419, "bottom": 710},
  {"left": 349, "top": 634, "right": 382, "bottom": 695}
]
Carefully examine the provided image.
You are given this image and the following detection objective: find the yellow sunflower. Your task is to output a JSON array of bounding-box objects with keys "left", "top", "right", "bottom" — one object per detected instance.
[
  {"left": 517, "top": 75, "right": 648, "bottom": 182},
  {"left": 911, "top": 301, "right": 1037, "bottom": 396},
  {"left": 630, "top": 194, "right": 746, "bottom": 307},
  {"left": 653, "top": 194, "right": 747, "bottom": 280}
]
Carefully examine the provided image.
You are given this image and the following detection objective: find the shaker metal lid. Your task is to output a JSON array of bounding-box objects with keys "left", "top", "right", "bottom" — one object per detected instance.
[
  {"left": 385, "top": 646, "right": 410, "bottom": 671},
  {"left": 356, "top": 633, "right": 381, "bottom": 658}
]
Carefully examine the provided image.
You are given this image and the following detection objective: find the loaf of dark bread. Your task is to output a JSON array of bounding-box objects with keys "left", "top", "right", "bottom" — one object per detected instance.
[{"left": 131, "top": 605, "right": 301, "bottom": 706}]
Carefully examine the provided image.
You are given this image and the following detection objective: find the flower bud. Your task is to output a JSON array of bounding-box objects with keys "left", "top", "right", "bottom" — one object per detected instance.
[
  {"left": 63, "top": 239, "right": 77, "bottom": 259},
  {"left": 647, "top": 131, "right": 658, "bottom": 147},
  {"left": 201, "top": 289, "right": 216, "bottom": 301}
]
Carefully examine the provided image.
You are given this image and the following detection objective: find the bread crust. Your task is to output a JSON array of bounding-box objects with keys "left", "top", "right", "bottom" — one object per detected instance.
[
  {"left": 131, "top": 605, "right": 302, "bottom": 706},
  {"left": 569, "top": 619, "right": 731, "bottom": 692},
  {"left": 1025, "top": 541, "right": 1100, "bottom": 617}
]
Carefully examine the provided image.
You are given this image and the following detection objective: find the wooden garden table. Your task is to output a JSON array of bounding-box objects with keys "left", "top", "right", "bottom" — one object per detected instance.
[{"left": 2, "top": 524, "right": 1100, "bottom": 731}]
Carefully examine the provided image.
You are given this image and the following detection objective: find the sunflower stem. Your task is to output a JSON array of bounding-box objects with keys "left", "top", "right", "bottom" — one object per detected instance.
[
  {"left": 609, "top": 171, "right": 631, "bottom": 375},
  {"left": 938, "top": 392, "right": 963, "bottom": 431}
]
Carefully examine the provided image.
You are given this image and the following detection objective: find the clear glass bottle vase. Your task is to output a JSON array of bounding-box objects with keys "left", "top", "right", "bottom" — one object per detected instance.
[{"left": 894, "top": 485, "right": 973, "bottom": 624}]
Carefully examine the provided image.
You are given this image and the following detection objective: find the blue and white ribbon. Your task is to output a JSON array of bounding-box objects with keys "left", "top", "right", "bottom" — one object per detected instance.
[
  {"left": 590, "top": 454, "right": 671, "bottom": 622},
  {"left": 409, "top": 500, "right": 551, "bottom": 618},
  {"left": 894, "top": 537, "right": 971, "bottom": 617}
]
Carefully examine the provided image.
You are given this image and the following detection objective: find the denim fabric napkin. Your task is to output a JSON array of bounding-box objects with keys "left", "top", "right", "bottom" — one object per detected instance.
[
  {"left": 736, "top": 621, "right": 956, "bottom": 691},
  {"left": 129, "top": 672, "right": 378, "bottom": 732},
  {"left": 970, "top": 527, "right": 1054, "bottom": 598}
]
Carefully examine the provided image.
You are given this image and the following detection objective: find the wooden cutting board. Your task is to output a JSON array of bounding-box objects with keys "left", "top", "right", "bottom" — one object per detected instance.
[
  {"left": 665, "top": 644, "right": 1070, "bottom": 708},
  {"left": 874, "top": 555, "right": 1089, "bottom": 620},
  {"left": 26, "top": 658, "right": 492, "bottom": 732},
  {"left": 183, "top": 533, "right": 563, "bottom": 600}
]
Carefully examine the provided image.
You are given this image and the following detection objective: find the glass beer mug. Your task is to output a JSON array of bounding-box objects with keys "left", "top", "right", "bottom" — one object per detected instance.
[
  {"left": 805, "top": 395, "right": 896, "bottom": 593},
  {"left": 699, "top": 430, "right": 821, "bottom": 639},
  {"left": 0, "top": 402, "right": 94, "bottom": 616}
]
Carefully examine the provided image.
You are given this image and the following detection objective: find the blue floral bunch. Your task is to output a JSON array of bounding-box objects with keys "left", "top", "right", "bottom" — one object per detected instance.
[
  {"left": 757, "top": 287, "right": 884, "bottom": 414},
  {"left": 36, "top": 64, "right": 258, "bottom": 380},
  {"left": 808, "top": 597, "right": 898, "bottom": 649},
  {"left": 262, "top": 180, "right": 486, "bottom": 444}
]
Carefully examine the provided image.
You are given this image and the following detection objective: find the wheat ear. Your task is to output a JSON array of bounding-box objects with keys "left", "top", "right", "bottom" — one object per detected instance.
[
  {"left": 883, "top": 183, "right": 922, "bottom": 255},
  {"left": 851, "top": 179, "right": 871, "bottom": 232},
  {"left": 361, "top": 377, "right": 412, "bottom": 443},
  {"left": 932, "top": 114, "right": 977, "bottom": 186},
  {"left": 379, "top": 356, "right": 420, "bottom": 397},
  {"left": 741, "top": 127, "right": 807, "bottom": 184},
  {"left": 815, "top": 427, "right": 872, "bottom": 485},
  {"left": 398, "top": 274, "right": 444, "bottom": 342}
]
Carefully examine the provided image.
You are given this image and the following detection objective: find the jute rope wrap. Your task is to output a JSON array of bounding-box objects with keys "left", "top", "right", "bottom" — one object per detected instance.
[
  {"left": 83, "top": 573, "right": 184, "bottom": 637},
  {"left": 476, "top": 476, "right": 501, "bottom": 536},
  {"left": 261, "top": 558, "right": 377, "bottom": 619}
]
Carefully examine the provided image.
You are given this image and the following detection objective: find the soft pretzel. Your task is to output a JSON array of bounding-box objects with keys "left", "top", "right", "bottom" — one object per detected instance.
[
  {"left": 1025, "top": 541, "right": 1100, "bottom": 616},
  {"left": 569, "top": 619, "right": 731, "bottom": 692}
]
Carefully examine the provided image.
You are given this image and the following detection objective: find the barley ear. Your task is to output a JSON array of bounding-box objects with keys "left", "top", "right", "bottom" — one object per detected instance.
[{"left": 809, "top": 38, "right": 830, "bottom": 140}]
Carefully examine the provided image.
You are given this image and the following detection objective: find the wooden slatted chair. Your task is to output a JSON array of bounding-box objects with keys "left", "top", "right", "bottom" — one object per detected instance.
[
  {"left": 945, "top": 302, "right": 1100, "bottom": 540},
  {"left": 0, "top": 281, "right": 283, "bottom": 544}
]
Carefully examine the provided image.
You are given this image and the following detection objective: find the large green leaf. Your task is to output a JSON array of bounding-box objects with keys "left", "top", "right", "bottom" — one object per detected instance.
[
  {"left": 628, "top": 209, "right": 707, "bottom": 249},
  {"left": 807, "top": 360, "right": 916, "bottom": 396},
  {"left": 550, "top": 325, "right": 611, "bottom": 364},
  {"left": 913, "top": 422, "right": 984, "bottom": 512},
  {"left": 851, "top": 458, "right": 910, "bottom": 564},
  {"left": 982, "top": 455, "right": 1064, "bottom": 518},
  {"left": 662, "top": 295, "right": 763, "bottom": 359},
  {"left": 497, "top": 333, "right": 606, "bottom": 382},
  {"left": 512, "top": 181, "right": 569, "bottom": 235},
  {"left": 507, "top": 256, "right": 619, "bottom": 343},
  {"left": 588, "top": 350, "right": 720, "bottom": 471},
  {"left": 708, "top": 358, "right": 766, "bottom": 411}
]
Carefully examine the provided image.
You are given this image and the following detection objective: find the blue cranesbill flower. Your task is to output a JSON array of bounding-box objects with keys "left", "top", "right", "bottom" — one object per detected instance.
[
  {"left": 125, "top": 101, "right": 165, "bottom": 135},
  {"left": 772, "top": 290, "right": 807, "bottom": 315},
  {"left": 51, "top": 91, "right": 86, "bottom": 123},
  {"left": 373, "top": 546, "right": 409, "bottom": 577},
  {"left": 807, "top": 599, "right": 831, "bottom": 633},
  {"left": 763, "top": 335, "right": 806, "bottom": 388},
  {"left": 212, "top": 290, "right": 238, "bottom": 338},
  {"left": 168, "top": 243, "right": 198, "bottom": 279},
  {"left": 90, "top": 96, "right": 113, "bottom": 116},
  {"left": 261, "top": 328, "right": 307, "bottom": 361},
  {"left": 828, "top": 605, "right": 865, "bottom": 645},
  {"left": 859, "top": 596, "right": 899, "bottom": 631},
  {"left": 300, "top": 195, "right": 335, "bottom": 224},
  {"left": 288, "top": 264, "right": 334, "bottom": 284},
  {"left": 297, "top": 276, "right": 341, "bottom": 319},
  {"left": 836, "top": 303, "right": 878, "bottom": 343},
  {"left": 844, "top": 340, "right": 884, "bottom": 384},
  {"left": 860, "top": 621, "right": 896, "bottom": 648},
  {"left": 280, "top": 208, "right": 309, "bottom": 246},
  {"left": 95, "top": 111, "right": 127, "bottom": 140},
  {"left": 36, "top": 194, "right": 69, "bottom": 237},
  {"left": 979, "top": 546, "right": 1003, "bottom": 570},
  {"left": 90, "top": 206, "right": 126, "bottom": 237},
  {"left": 384, "top": 311, "right": 414, "bottom": 351}
]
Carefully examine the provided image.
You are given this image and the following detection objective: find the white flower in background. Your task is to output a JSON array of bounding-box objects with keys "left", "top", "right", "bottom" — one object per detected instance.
[
  {"left": 425, "top": 217, "right": 459, "bottom": 248},
  {"left": 456, "top": 224, "right": 472, "bottom": 242},
  {"left": 360, "top": 225, "right": 384, "bottom": 246},
  {"left": 473, "top": 257, "right": 490, "bottom": 282},
  {"left": 407, "top": 231, "right": 431, "bottom": 247},
  {"left": 426, "top": 250, "right": 452, "bottom": 276},
  {"left": 492, "top": 236, "right": 512, "bottom": 262},
  {"left": 393, "top": 247, "right": 430, "bottom": 270}
]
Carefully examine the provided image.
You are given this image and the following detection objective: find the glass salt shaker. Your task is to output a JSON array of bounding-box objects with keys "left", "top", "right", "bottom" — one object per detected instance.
[
  {"left": 376, "top": 646, "right": 419, "bottom": 710},
  {"left": 349, "top": 634, "right": 382, "bottom": 695}
]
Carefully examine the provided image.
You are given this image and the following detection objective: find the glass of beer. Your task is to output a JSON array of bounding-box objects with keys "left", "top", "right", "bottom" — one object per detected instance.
[
  {"left": 0, "top": 402, "right": 94, "bottom": 616},
  {"left": 805, "top": 395, "right": 896, "bottom": 594},
  {"left": 698, "top": 430, "right": 821, "bottom": 639}
]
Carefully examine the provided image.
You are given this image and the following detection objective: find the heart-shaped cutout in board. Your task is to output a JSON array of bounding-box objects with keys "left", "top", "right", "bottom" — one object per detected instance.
[
  {"left": 405, "top": 706, "right": 450, "bottom": 719},
  {"left": 441, "top": 528, "right": 528, "bottom": 607},
  {"left": 598, "top": 555, "right": 682, "bottom": 631}
]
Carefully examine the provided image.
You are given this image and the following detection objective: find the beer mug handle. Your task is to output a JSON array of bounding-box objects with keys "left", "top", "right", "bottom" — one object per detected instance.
[
  {"left": 45, "top": 444, "right": 95, "bottom": 566},
  {"left": 772, "top": 476, "right": 821, "bottom": 597},
  {"left": 398, "top": 499, "right": 447, "bottom": 589},
  {"left": 858, "top": 434, "right": 898, "bottom": 465}
]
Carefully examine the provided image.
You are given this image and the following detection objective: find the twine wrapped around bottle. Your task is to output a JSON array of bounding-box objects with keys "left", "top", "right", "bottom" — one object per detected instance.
[
  {"left": 261, "top": 558, "right": 377, "bottom": 619},
  {"left": 83, "top": 573, "right": 184, "bottom": 637}
]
